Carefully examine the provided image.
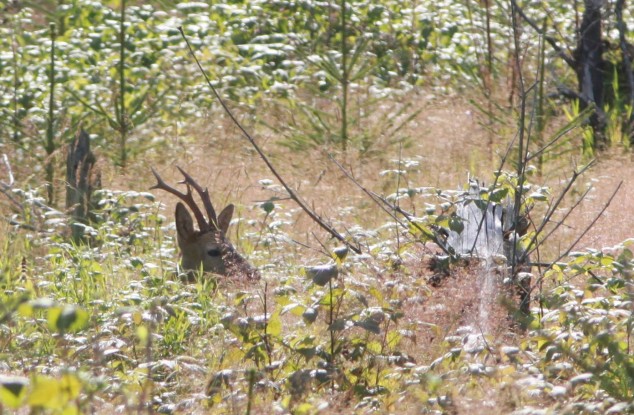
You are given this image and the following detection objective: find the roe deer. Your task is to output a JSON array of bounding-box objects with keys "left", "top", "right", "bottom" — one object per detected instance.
[{"left": 150, "top": 167, "right": 259, "bottom": 280}]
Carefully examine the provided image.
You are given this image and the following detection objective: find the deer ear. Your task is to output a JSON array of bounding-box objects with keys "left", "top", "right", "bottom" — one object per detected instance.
[
  {"left": 175, "top": 202, "right": 195, "bottom": 240},
  {"left": 217, "top": 204, "right": 234, "bottom": 235}
]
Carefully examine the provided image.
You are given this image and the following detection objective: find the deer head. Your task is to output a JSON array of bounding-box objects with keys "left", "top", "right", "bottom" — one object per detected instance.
[{"left": 150, "top": 167, "right": 259, "bottom": 280}]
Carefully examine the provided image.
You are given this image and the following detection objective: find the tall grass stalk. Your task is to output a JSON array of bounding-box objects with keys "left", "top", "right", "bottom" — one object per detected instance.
[
  {"left": 325, "top": 274, "right": 342, "bottom": 393},
  {"left": 46, "top": 22, "right": 57, "bottom": 205},
  {"left": 484, "top": 0, "right": 494, "bottom": 158},
  {"left": 117, "top": 0, "right": 128, "bottom": 167},
  {"left": 328, "top": 276, "right": 335, "bottom": 369},
  {"left": 246, "top": 369, "right": 256, "bottom": 415},
  {"left": 340, "top": 0, "right": 349, "bottom": 151},
  {"left": 11, "top": 29, "right": 20, "bottom": 143},
  {"left": 484, "top": 0, "right": 493, "bottom": 78},
  {"left": 535, "top": 18, "right": 547, "bottom": 176}
]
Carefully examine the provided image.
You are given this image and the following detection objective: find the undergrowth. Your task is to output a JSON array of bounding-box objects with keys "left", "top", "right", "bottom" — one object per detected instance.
[{"left": 1, "top": 172, "right": 633, "bottom": 414}]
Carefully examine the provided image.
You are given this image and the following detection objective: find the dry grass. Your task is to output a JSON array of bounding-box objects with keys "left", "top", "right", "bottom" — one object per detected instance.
[
  {"left": 116, "top": 91, "right": 499, "bottom": 235},
  {"left": 563, "top": 150, "right": 634, "bottom": 249},
  {"left": 111, "top": 89, "right": 632, "bottom": 258}
]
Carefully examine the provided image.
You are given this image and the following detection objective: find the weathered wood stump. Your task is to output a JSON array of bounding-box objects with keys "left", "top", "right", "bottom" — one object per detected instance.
[
  {"left": 66, "top": 129, "right": 100, "bottom": 242},
  {"left": 446, "top": 183, "right": 531, "bottom": 327}
]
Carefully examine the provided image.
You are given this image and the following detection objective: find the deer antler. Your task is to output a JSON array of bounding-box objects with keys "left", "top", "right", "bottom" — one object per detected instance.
[
  {"left": 176, "top": 166, "right": 218, "bottom": 227},
  {"left": 150, "top": 167, "right": 213, "bottom": 232}
]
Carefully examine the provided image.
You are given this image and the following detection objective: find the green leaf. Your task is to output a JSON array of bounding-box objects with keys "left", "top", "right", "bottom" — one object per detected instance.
[
  {"left": 48, "top": 305, "right": 89, "bottom": 333},
  {"left": 329, "top": 318, "right": 347, "bottom": 332},
  {"left": 18, "top": 298, "right": 51, "bottom": 317},
  {"left": 528, "top": 191, "right": 548, "bottom": 201},
  {"left": 0, "top": 376, "right": 28, "bottom": 408},
  {"left": 28, "top": 375, "right": 63, "bottom": 409},
  {"left": 319, "top": 288, "right": 345, "bottom": 306},
  {"left": 448, "top": 214, "right": 464, "bottom": 234},
  {"left": 355, "top": 318, "right": 381, "bottom": 334},
  {"left": 473, "top": 199, "right": 489, "bottom": 211},
  {"left": 489, "top": 187, "right": 509, "bottom": 203},
  {"left": 617, "top": 248, "right": 633, "bottom": 264},
  {"left": 302, "top": 307, "right": 318, "bottom": 324},
  {"left": 267, "top": 311, "right": 282, "bottom": 337},
  {"left": 305, "top": 264, "right": 338, "bottom": 286},
  {"left": 127, "top": 85, "right": 150, "bottom": 117},
  {"left": 435, "top": 214, "right": 449, "bottom": 229},
  {"left": 261, "top": 200, "right": 275, "bottom": 214},
  {"left": 333, "top": 246, "right": 349, "bottom": 262},
  {"left": 281, "top": 303, "right": 306, "bottom": 316},
  {"left": 320, "top": 53, "right": 342, "bottom": 81},
  {"left": 136, "top": 325, "right": 149, "bottom": 345}
]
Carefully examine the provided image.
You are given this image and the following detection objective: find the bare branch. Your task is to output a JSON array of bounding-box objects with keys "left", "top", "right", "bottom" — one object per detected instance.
[
  {"left": 528, "top": 181, "right": 622, "bottom": 296},
  {"left": 522, "top": 160, "right": 595, "bottom": 260},
  {"left": 329, "top": 153, "right": 453, "bottom": 257},
  {"left": 526, "top": 184, "right": 592, "bottom": 257},
  {"left": 178, "top": 27, "right": 361, "bottom": 254},
  {"left": 510, "top": 0, "right": 576, "bottom": 68},
  {"left": 556, "top": 180, "right": 622, "bottom": 259}
]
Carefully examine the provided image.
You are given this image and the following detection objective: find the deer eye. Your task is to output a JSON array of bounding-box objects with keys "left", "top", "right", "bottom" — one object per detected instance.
[{"left": 207, "top": 249, "right": 221, "bottom": 257}]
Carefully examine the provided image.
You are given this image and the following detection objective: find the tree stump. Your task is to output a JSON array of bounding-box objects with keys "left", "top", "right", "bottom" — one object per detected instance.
[
  {"left": 447, "top": 183, "right": 531, "bottom": 327},
  {"left": 65, "top": 129, "right": 100, "bottom": 242}
]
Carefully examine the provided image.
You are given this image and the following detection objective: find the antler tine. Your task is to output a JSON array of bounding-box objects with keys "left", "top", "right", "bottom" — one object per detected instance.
[
  {"left": 176, "top": 166, "right": 219, "bottom": 228},
  {"left": 150, "top": 167, "right": 210, "bottom": 231}
]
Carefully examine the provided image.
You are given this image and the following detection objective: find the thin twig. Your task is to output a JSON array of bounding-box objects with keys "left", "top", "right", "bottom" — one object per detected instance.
[
  {"left": 522, "top": 161, "right": 595, "bottom": 261},
  {"left": 510, "top": 0, "right": 576, "bottom": 68},
  {"left": 556, "top": 181, "right": 622, "bottom": 260},
  {"left": 0, "top": 154, "right": 22, "bottom": 210},
  {"left": 526, "top": 184, "right": 592, "bottom": 257},
  {"left": 528, "top": 181, "right": 622, "bottom": 295},
  {"left": 178, "top": 27, "right": 361, "bottom": 255},
  {"left": 329, "top": 153, "right": 453, "bottom": 256},
  {"left": 328, "top": 154, "right": 405, "bottom": 226},
  {"left": 527, "top": 107, "right": 593, "bottom": 162}
]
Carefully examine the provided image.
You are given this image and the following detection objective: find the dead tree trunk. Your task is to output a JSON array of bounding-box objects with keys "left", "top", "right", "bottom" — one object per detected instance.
[
  {"left": 575, "top": 0, "right": 606, "bottom": 148},
  {"left": 66, "top": 129, "right": 100, "bottom": 242},
  {"left": 615, "top": 0, "right": 634, "bottom": 143},
  {"left": 512, "top": 0, "right": 615, "bottom": 152}
]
